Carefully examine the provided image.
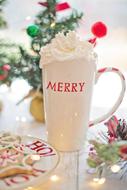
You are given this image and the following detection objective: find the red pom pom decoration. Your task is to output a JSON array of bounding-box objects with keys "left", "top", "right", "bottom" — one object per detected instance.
[
  {"left": 2, "top": 64, "right": 11, "bottom": 71},
  {"left": 0, "top": 75, "right": 7, "bottom": 81},
  {"left": 91, "top": 21, "right": 107, "bottom": 38}
]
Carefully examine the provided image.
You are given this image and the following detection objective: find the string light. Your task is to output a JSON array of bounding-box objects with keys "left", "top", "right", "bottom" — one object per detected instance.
[
  {"left": 16, "top": 116, "right": 20, "bottom": 121},
  {"left": 98, "top": 178, "right": 106, "bottom": 184},
  {"left": 31, "top": 154, "right": 40, "bottom": 161},
  {"left": 16, "top": 116, "right": 27, "bottom": 122},
  {"left": 93, "top": 177, "right": 106, "bottom": 185},
  {"left": 50, "top": 175, "right": 59, "bottom": 182},
  {"left": 111, "top": 164, "right": 120, "bottom": 173},
  {"left": 74, "top": 112, "right": 78, "bottom": 117},
  {"left": 93, "top": 178, "right": 99, "bottom": 182},
  {"left": 25, "top": 16, "right": 32, "bottom": 21},
  {"left": 50, "top": 22, "right": 56, "bottom": 28},
  {"left": 21, "top": 116, "right": 27, "bottom": 122},
  {"left": 24, "top": 187, "right": 33, "bottom": 190}
]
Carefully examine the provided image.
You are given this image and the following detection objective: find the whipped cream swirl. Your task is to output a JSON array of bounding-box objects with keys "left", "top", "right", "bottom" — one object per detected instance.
[{"left": 40, "top": 31, "right": 96, "bottom": 67}]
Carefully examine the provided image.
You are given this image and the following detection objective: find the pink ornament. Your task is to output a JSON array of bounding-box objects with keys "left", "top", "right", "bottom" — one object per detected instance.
[{"left": 2, "top": 64, "right": 11, "bottom": 71}]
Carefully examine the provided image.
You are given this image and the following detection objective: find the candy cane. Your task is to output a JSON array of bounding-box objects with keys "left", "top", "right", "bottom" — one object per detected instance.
[{"left": 89, "top": 67, "right": 126, "bottom": 127}]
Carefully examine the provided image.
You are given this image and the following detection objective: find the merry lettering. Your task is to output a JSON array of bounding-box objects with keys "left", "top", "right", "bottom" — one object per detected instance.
[{"left": 46, "top": 81, "right": 85, "bottom": 92}]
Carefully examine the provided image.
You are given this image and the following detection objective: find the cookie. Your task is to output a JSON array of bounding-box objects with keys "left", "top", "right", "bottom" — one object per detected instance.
[
  {"left": 0, "top": 146, "right": 36, "bottom": 179},
  {"left": 0, "top": 132, "right": 21, "bottom": 148}
]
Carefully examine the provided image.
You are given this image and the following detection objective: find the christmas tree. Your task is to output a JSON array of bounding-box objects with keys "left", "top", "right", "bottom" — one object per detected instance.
[
  {"left": 1, "top": 1, "right": 108, "bottom": 91},
  {"left": 0, "top": 0, "right": 12, "bottom": 84},
  {"left": 28, "top": 1, "right": 83, "bottom": 54},
  {"left": 0, "top": 0, "right": 7, "bottom": 28},
  {"left": 12, "top": 0, "right": 83, "bottom": 90}
]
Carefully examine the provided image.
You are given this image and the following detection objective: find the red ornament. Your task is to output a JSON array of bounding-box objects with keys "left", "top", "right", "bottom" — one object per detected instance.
[
  {"left": 38, "top": 1, "right": 70, "bottom": 11},
  {"left": 91, "top": 21, "right": 107, "bottom": 38},
  {"left": 55, "top": 2, "right": 70, "bottom": 11},
  {"left": 120, "top": 145, "right": 127, "bottom": 154},
  {"left": 0, "top": 74, "right": 7, "bottom": 81},
  {"left": 2, "top": 64, "right": 11, "bottom": 71},
  {"left": 119, "top": 145, "right": 127, "bottom": 160}
]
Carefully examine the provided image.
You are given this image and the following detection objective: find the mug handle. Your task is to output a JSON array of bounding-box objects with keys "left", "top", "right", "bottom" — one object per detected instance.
[{"left": 89, "top": 67, "right": 126, "bottom": 127}]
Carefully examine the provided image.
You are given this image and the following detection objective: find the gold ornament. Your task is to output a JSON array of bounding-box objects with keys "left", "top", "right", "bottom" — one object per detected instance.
[{"left": 30, "top": 91, "right": 45, "bottom": 123}]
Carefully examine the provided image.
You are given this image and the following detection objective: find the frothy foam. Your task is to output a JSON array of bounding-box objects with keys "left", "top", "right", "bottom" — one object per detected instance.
[{"left": 40, "top": 31, "right": 96, "bottom": 67}]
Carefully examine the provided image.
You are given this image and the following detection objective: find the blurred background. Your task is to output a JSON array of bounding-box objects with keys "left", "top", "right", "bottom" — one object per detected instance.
[
  {"left": 1, "top": 0, "right": 127, "bottom": 69},
  {"left": 0, "top": 0, "right": 127, "bottom": 131}
]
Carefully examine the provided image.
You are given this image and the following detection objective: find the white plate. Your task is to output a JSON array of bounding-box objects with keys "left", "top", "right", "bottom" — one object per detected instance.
[{"left": 0, "top": 135, "right": 59, "bottom": 190}]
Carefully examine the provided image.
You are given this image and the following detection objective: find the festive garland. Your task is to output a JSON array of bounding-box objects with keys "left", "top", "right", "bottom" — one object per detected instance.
[{"left": 87, "top": 116, "right": 127, "bottom": 183}]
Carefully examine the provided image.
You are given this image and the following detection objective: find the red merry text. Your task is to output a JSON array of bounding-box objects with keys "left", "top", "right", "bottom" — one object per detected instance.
[{"left": 46, "top": 81, "right": 85, "bottom": 92}]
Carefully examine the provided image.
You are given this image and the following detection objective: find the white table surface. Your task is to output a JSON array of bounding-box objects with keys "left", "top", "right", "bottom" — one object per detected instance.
[{"left": 0, "top": 72, "right": 127, "bottom": 190}]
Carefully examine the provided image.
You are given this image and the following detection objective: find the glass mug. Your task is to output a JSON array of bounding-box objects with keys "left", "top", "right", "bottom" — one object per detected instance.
[{"left": 41, "top": 58, "right": 126, "bottom": 151}]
